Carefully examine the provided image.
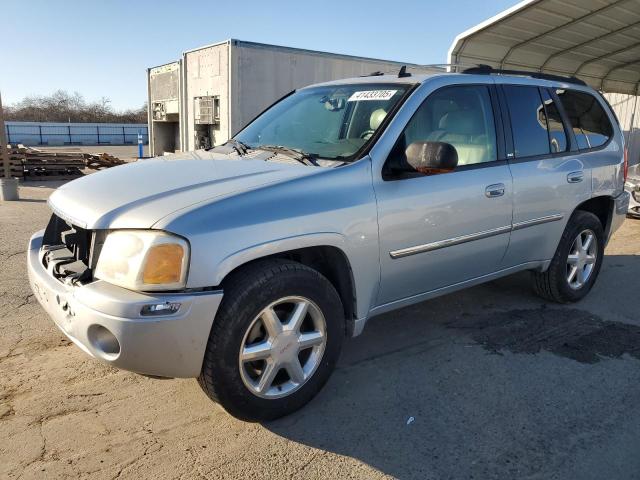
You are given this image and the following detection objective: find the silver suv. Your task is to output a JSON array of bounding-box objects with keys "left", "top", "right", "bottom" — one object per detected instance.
[{"left": 28, "top": 68, "right": 630, "bottom": 420}]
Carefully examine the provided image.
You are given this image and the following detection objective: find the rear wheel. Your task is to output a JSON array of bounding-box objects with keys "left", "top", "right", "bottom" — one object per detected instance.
[
  {"left": 532, "top": 210, "right": 604, "bottom": 303},
  {"left": 198, "top": 259, "right": 344, "bottom": 421}
]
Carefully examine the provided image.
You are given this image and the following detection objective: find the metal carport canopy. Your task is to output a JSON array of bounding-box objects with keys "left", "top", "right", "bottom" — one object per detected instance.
[{"left": 448, "top": 0, "right": 640, "bottom": 95}]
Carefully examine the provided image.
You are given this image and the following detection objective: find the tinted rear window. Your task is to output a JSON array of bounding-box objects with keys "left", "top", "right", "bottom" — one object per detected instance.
[
  {"left": 556, "top": 89, "right": 613, "bottom": 150},
  {"left": 503, "top": 85, "right": 550, "bottom": 158}
]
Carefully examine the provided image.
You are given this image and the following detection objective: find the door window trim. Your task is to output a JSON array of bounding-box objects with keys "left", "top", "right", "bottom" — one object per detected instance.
[
  {"left": 354, "top": 83, "right": 421, "bottom": 161},
  {"left": 499, "top": 84, "right": 557, "bottom": 163},
  {"left": 540, "top": 87, "right": 573, "bottom": 155},
  {"left": 546, "top": 87, "right": 578, "bottom": 152},
  {"left": 382, "top": 83, "right": 507, "bottom": 180}
]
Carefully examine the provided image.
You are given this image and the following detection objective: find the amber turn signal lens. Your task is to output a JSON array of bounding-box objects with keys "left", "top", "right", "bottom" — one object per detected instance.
[{"left": 142, "top": 244, "right": 184, "bottom": 285}]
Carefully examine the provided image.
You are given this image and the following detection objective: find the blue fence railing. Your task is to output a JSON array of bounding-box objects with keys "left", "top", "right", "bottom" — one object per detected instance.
[{"left": 4, "top": 122, "right": 149, "bottom": 146}]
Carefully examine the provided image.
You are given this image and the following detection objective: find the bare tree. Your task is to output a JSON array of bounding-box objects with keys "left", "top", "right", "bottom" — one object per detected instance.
[{"left": 5, "top": 91, "right": 148, "bottom": 123}]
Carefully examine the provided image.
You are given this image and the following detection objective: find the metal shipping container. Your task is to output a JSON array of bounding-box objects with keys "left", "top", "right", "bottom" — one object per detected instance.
[
  {"left": 148, "top": 39, "right": 441, "bottom": 155},
  {"left": 147, "top": 61, "right": 182, "bottom": 155}
]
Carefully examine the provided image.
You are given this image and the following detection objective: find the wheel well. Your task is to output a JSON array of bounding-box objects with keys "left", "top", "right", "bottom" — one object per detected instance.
[
  {"left": 223, "top": 246, "right": 357, "bottom": 336},
  {"left": 575, "top": 196, "right": 613, "bottom": 234}
]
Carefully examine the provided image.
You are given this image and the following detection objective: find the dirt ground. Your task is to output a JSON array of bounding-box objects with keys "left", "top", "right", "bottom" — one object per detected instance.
[{"left": 1, "top": 182, "right": 640, "bottom": 479}]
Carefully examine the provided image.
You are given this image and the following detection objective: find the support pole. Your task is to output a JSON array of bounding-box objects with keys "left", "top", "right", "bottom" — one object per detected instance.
[
  {"left": 625, "top": 95, "right": 638, "bottom": 148},
  {"left": 0, "top": 92, "right": 9, "bottom": 179},
  {"left": 628, "top": 84, "right": 640, "bottom": 171},
  {"left": 0, "top": 91, "right": 19, "bottom": 201},
  {"left": 138, "top": 129, "right": 144, "bottom": 159}
]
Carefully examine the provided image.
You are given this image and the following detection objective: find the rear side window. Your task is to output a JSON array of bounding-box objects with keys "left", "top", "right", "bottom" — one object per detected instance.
[
  {"left": 541, "top": 89, "right": 568, "bottom": 153},
  {"left": 503, "top": 85, "right": 550, "bottom": 158},
  {"left": 556, "top": 89, "right": 613, "bottom": 150}
]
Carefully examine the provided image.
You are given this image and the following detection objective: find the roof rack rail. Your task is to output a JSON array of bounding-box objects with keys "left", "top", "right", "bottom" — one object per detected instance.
[
  {"left": 461, "top": 64, "right": 587, "bottom": 86},
  {"left": 361, "top": 70, "right": 385, "bottom": 77},
  {"left": 418, "top": 63, "right": 475, "bottom": 71},
  {"left": 397, "top": 63, "right": 478, "bottom": 72},
  {"left": 360, "top": 64, "right": 444, "bottom": 78}
]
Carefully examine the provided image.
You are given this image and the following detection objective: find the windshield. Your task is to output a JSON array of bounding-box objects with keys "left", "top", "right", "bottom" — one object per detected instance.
[{"left": 234, "top": 83, "right": 410, "bottom": 160}]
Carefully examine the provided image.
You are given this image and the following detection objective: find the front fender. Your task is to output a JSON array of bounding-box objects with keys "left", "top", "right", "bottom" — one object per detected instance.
[
  {"left": 213, "top": 232, "right": 348, "bottom": 285},
  {"left": 209, "top": 231, "right": 378, "bottom": 324},
  {"left": 158, "top": 159, "right": 381, "bottom": 323}
]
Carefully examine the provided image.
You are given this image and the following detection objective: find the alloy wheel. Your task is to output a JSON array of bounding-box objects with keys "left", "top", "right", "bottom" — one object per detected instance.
[
  {"left": 239, "top": 296, "right": 327, "bottom": 399},
  {"left": 566, "top": 229, "right": 597, "bottom": 290}
]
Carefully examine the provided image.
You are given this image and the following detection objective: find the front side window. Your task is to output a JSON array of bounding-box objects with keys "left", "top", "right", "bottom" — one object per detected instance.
[
  {"left": 390, "top": 85, "right": 498, "bottom": 168},
  {"left": 234, "top": 84, "right": 410, "bottom": 160},
  {"left": 556, "top": 89, "right": 613, "bottom": 150},
  {"left": 503, "top": 85, "right": 551, "bottom": 158}
]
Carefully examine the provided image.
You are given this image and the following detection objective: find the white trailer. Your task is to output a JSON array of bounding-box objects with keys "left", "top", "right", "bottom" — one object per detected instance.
[
  {"left": 147, "top": 61, "right": 182, "bottom": 156},
  {"left": 148, "top": 39, "right": 440, "bottom": 156}
]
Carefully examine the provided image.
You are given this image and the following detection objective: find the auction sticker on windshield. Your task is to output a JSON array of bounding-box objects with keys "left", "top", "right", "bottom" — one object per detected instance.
[{"left": 348, "top": 90, "right": 398, "bottom": 102}]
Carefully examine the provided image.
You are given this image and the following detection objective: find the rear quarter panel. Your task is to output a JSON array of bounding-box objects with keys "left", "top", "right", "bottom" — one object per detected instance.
[{"left": 590, "top": 97, "right": 626, "bottom": 198}]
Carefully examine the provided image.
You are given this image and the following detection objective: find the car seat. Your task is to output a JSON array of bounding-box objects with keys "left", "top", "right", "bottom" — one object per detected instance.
[
  {"left": 427, "top": 110, "right": 490, "bottom": 165},
  {"left": 361, "top": 108, "right": 387, "bottom": 140}
]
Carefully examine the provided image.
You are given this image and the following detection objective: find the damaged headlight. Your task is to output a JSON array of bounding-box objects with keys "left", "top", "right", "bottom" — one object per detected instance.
[{"left": 94, "top": 230, "right": 189, "bottom": 291}]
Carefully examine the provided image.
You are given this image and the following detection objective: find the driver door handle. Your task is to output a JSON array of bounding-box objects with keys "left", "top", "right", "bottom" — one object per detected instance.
[
  {"left": 485, "top": 183, "right": 505, "bottom": 198},
  {"left": 567, "top": 171, "right": 584, "bottom": 183}
]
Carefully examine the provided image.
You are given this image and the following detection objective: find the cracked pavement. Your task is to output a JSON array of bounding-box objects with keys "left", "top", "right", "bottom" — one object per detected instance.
[{"left": 1, "top": 182, "right": 640, "bottom": 479}]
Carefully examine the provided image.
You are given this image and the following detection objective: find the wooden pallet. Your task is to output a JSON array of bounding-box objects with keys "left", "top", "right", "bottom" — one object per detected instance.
[
  {"left": 21, "top": 156, "right": 86, "bottom": 164},
  {"left": 24, "top": 164, "right": 84, "bottom": 174},
  {"left": 9, "top": 160, "right": 23, "bottom": 178},
  {"left": 6, "top": 143, "right": 125, "bottom": 179},
  {"left": 86, "top": 153, "right": 125, "bottom": 170},
  {"left": 22, "top": 173, "right": 85, "bottom": 181},
  {"left": 3, "top": 155, "right": 23, "bottom": 178}
]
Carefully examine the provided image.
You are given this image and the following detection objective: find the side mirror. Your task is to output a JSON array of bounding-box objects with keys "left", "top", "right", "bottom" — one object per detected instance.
[{"left": 405, "top": 141, "right": 458, "bottom": 175}]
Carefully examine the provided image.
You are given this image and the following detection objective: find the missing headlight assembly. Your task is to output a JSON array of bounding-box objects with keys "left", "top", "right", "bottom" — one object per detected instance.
[{"left": 41, "top": 213, "right": 105, "bottom": 286}]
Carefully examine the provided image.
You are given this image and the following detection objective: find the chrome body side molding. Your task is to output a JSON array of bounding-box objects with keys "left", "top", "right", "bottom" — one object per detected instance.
[
  {"left": 389, "top": 225, "right": 512, "bottom": 259},
  {"left": 511, "top": 213, "right": 564, "bottom": 231},
  {"left": 390, "top": 214, "right": 564, "bottom": 259}
]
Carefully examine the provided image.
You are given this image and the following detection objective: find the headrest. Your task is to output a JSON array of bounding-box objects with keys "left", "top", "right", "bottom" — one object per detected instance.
[
  {"left": 438, "top": 110, "right": 482, "bottom": 135},
  {"left": 370, "top": 109, "right": 387, "bottom": 130}
]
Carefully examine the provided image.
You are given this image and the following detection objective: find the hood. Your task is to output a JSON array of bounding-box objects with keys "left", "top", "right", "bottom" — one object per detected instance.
[{"left": 48, "top": 150, "right": 321, "bottom": 229}]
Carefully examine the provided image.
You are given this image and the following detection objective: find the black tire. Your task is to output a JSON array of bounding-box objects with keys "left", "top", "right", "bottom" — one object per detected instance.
[
  {"left": 198, "top": 258, "right": 344, "bottom": 421},
  {"left": 532, "top": 210, "right": 604, "bottom": 303}
]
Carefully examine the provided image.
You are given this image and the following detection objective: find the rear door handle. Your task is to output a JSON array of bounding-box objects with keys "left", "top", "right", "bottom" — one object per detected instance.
[
  {"left": 567, "top": 171, "right": 584, "bottom": 183},
  {"left": 485, "top": 183, "right": 505, "bottom": 198}
]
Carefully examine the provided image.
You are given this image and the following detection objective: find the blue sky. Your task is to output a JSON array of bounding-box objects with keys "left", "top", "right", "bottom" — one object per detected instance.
[{"left": 1, "top": 0, "right": 516, "bottom": 110}]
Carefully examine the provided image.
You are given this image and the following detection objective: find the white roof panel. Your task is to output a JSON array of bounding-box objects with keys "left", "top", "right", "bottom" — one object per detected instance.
[{"left": 448, "top": 0, "right": 640, "bottom": 94}]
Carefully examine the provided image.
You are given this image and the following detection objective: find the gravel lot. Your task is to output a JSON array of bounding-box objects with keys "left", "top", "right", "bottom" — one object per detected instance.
[{"left": 1, "top": 181, "right": 640, "bottom": 479}]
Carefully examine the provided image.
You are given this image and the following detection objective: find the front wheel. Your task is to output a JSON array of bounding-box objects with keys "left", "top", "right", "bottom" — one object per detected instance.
[
  {"left": 532, "top": 210, "right": 604, "bottom": 303},
  {"left": 198, "top": 259, "right": 344, "bottom": 421}
]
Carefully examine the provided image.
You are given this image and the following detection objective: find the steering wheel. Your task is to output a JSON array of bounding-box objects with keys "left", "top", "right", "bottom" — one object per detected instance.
[{"left": 360, "top": 129, "right": 375, "bottom": 139}]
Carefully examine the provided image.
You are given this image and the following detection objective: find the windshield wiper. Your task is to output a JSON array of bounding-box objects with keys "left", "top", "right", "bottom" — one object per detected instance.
[
  {"left": 223, "top": 139, "right": 251, "bottom": 155},
  {"left": 256, "top": 145, "right": 318, "bottom": 166}
]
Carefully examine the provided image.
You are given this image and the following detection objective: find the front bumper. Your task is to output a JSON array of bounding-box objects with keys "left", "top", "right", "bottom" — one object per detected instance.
[{"left": 27, "top": 230, "right": 223, "bottom": 378}]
